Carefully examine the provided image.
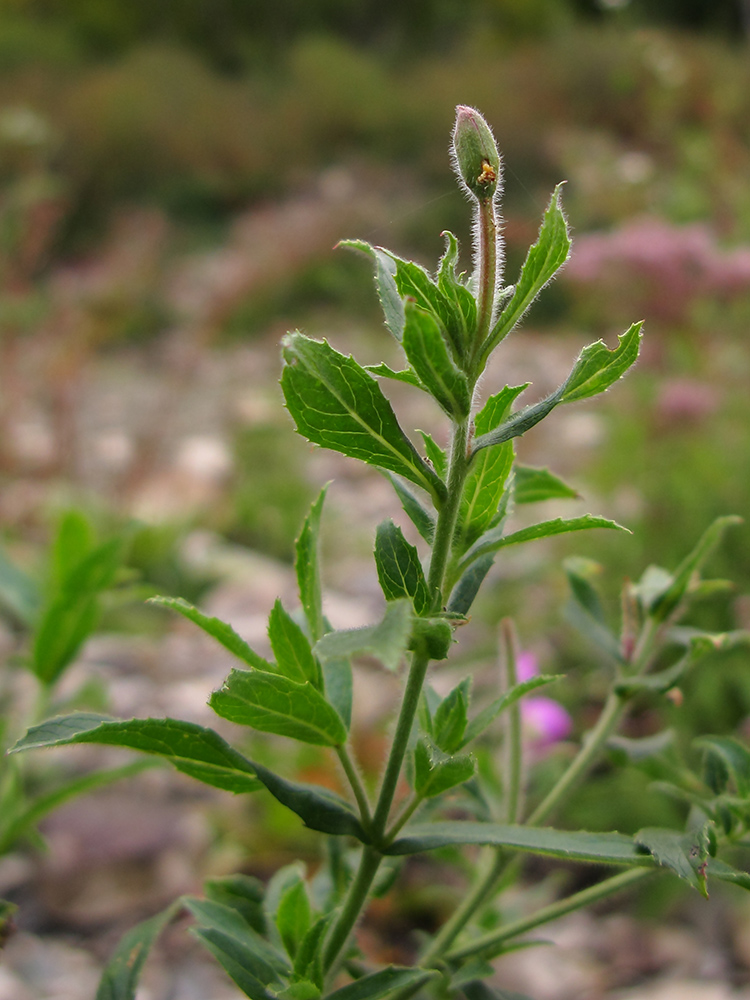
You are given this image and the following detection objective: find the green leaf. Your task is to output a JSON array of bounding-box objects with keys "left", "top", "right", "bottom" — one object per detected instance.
[
  {"left": 321, "top": 656, "right": 352, "bottom": 731},
  {"left": 210, "top": 670, "right": 347, "bottom": 747},
  {"left": 237, "top": 760, "right": 368, "bottom": 840},
  {"left": 340, "top": 240, "right": 404, "bottom": 340},
  {"left": 437, "top": 231, "right": 476, "bottom": 355},
  {"left": 459, "top": 515, "right": 628, "bottom": 574},
  {"left": 402, "top": 302, "right": 470, "bottom": 417},
  {"left": 269, "top": 600, "right": 322, "bottom": 689},
  {"left": 414, "top": 738, "right": 475, "bottom": 798},
  {"left": 374, "top": 521, "right": 431, "bottom": 616},
  {"left": 695, "top": 736, "right": 750, "bottom": 797},
  {"left": 0, "top": 760, "right": 156, "bottom": 855},
  {"left": 419, "top": 431, "right": 448, "bottom": 480},
  {"left": 150, "top": 596, "right": 274, "bottom": 671},
  {"left": 295, "top": 486, "right": 328, "bottom": 643},
  {"left": 634, "top": 828, "right": 708, "bottom": 896},
  {"left": 365, "top": 363, "right": 425, "bottom": 389},
  {"left": 432, "top": 678, "right": 471, "bottom": 754},
  {"left": 276, "top": 879, "right": 312, "bottom": 959},
  {"left": 10, "top": 714, "right": 263, "bottom": 794},
  {"left": 204, "top": 874, "right": 266, "bottom": 936},
  {"left": 563, "top": 557, "right": 623, "bottom": 663},
  {"left": 614, "top": 655, "right": 692, "bottom": 697},
  {"left": 514, "top": 466, "right": 579, "bottom": 505},
  {"left": 650, "top": 516, "right": 743, "bottom": 622},
  {"left": 52, "top": 509, "right": 94, "bottom": 587},
  {"left": 185, "top": 896, "right": 288, "bottom": 987},
  {"left": 294, "top": 913, "right": 333, "bottom": 985},
  {"left": 383, "top": 250, "right": 465, "bottom": 359},
  {"left": 387, "top": 475, "right": 435, "bottom": 545},
  {"left": 461, "top": 675, "right": 563, "bottom": 748},
  {"left": 559, "top": 322, "right": 643, "bottom": 404},
  {"left": 471, "top": 389, "right": 562, "bottom": 455},
  {"left": 447, "top": 554, "right": 495, "bottom": 616},
  {"left": 325, "top": 967, "right": 436, "bottom": 1000},
  {"left": 281, "top": 334, "right": 445, "bottom": 505},
  {"left": 459, "top": 388, "right": 523, "bottom": 550},
  {"left": 96, "top": 900, "right": 181, "bottom": 1000},
  {"left": 315, "top": 599, "right": 412, "bottom": 673},
  {"left": 386, "top": 822, "right": 652, "bottom": 865},
  {"left": 0, "top": 544, "right": 39, "bottom": 626},
  {"left": 463, "top": 979, "right": 537, "bottom": 1000},
  {"left": 706, "top": 858, "right": 750, "bottom": 893},
  {"left": 481, "top": 185, "right": 571, "bottom": 363}
]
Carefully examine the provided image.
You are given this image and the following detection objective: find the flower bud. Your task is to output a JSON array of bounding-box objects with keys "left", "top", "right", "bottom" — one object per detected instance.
[{"left": 450, "top": 105, "right": 501, "bottom": 202}]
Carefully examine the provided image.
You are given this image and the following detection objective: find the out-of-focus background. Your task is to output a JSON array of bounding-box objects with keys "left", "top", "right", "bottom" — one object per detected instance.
[{"left": 1, "top": 1, "right": 750, "bottom": 997}]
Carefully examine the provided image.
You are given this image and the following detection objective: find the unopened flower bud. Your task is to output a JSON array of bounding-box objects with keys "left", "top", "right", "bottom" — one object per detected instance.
[{"left": 451, "top": 105, "right": 501, "bottom": 201}]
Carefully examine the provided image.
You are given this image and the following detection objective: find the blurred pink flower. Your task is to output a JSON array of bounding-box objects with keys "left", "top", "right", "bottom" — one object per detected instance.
[{"left": 516, "top": 651, "right": 572, "bottom": 749}]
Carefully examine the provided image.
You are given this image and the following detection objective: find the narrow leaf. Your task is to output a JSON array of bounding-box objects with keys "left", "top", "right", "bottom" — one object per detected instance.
[
  {"left": 11, "top": 714, "right": 262, "bottom": 794},
  {"left": 340, "top": 240, "right": 404, "bottom": 340},
  {"left": 414, "top": 739, "right": 475, "bottom": 798},
  {"left": 560, "top": 322, "right": 643, "bottom": 403},
  {"left": 281, "top": 334, "right": 445, "bottom": 504},
  {"left": 150, "top": 596, "right": 274, "bottom": 671},
  {"left": 651, "top": 516, "right": 743, "bottom": 622},
  {"left": 276, "top": 880, "right": 312, "bottom": 959},
  {"left": 386, "top": 822, "right": 653, "bottom": 865},
  {"left": 375, "top": 520, "right": 431, "bottom": 616},
  {"left": 325, "top": 967, "right": 436, "bottom": 1000},
  {"left": 203, "top": 874, "right": 266, "bottom": 936},
  {"left": 471, "top": 389, "right": 562, "bottom": 455},
  {"left": 402, "top": 302, "right": 470, "bottom": 418},
  {"left": 315, "top": 599, "right": 412, "bottom": 673},
  {"left": 461, "top": 675, "right": 562, "bottom": 748},
  {"left": 269, "top": 600, "right": 322, "bottom": 688},
  {"left": 514, "top": 466, "right": 579, "bottom": 505},
  {"left": 185, "top": 897, "right": 287, "bottom": 984},
  {"left": 433, "top": 678, "right": 471, "bottom": 754},
  {"left": 96, "top": 900, "right": 181, "bottom": 1000},
  {"left": 387, "top": 475, "right": 435, "bottom": 545},
  {"left": 210, "top": 670, "right": 347, "bottom": 747},
  {"left": 192, "top": 928, "right": 279, "bottom": 1000},
  {"left": 0, "top": 544, "right": 39, "bottom": 625},
  {"left": 419, "top": 431, "right": 448, "bottom": 479},
  {"left": 365, "top": 363, "right": 425, "bottom": 389},
  {"left": 481, "top": 185, "right": 571, "bottom": 362},
  {"left": 295, "top": 486, "right": 328, "bottom": 643},
  {"left": 706, "top": 858, "right": 750, "bottom": 893},
  {"left": 459, "top": 515, "right": 628, "bottom": 574}
]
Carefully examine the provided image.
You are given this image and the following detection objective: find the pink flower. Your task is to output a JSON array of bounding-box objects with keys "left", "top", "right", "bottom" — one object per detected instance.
[{"left": 516, "top": 652, "right": 572, "bottom": 749}]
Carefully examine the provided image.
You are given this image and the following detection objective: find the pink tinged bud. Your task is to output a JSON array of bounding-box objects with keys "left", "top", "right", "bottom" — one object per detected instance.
[{"left": 451, "top": 106, "right": 501, "bottom": 202}]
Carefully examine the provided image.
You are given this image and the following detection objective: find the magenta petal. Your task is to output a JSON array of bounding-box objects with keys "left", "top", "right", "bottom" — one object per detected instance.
[{"left": 521, "top": 696, "right": 572, "bottom": 746}]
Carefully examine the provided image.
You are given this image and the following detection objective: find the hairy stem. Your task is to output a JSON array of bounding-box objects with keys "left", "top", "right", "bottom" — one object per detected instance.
[
  {"left": 446, "top": 867, "right": 655, "bottom": 964},
  {"left": 336, "top": 745, "right": 373, "bottom": 830},
  {"left": 322, "top": 846, "right": 382, "bottom": 973},
  {"left": 472, "top": 197, "right": 498, "bottom": 368}
]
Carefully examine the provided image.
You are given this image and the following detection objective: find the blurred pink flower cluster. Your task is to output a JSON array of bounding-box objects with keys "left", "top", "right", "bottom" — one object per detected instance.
[
  {"left": 517, "top": 651, "right": 572, "bottom": 749},
  {"left": 566, "top": 217, "right": 750, "bottom": 325}
]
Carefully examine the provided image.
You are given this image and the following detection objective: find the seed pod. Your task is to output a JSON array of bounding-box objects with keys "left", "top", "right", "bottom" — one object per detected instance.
[{"left": 451, "top": 105, "right": 501, "bottom": 201}]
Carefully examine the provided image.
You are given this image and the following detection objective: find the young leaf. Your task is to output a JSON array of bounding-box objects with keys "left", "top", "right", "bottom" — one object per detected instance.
[
  {"left": 387, "top": 474, "right": 436, "bottom": 545},
  {"left": 459, "top": 387, "right": 521, "bottom": 550},
  {"left": 365, "top": 363, "right": 425, "bottom": 389},
  {"left": 325, "top": 967, "right": 436, "bottom": 1000},
  {"left": 10, "top": 714, "right": 262, "bottom": 793},
  {"left": 375, "top": 520, "right": 431, "bottom": 616},
  {"left": 402, "top": 302, "right": 471, "bottom": 418},
  {"left": 281, "top": 334, "right": 445, "bottom": 505},
  {"left": 52, "top": 509, "right": 94, "bottom": 587},
  {"left": 447, "top": 553, "right": 495, "bottom": 615},
  {"left": 210, "top": 670, "right": 347, "bottom": 747},
  {"left": 340, "top": 240, "right": 404, "bottom": 340},
  {"left": 321, "top": 656, "right": 352, "bottom": 731},
  {"left": 315, "top": 599, "right": 412, "bottom": 673},
  {"left": 559, "top": 322, "right": 643, "bottom": 404},
  {"left": 150, "top": 596, "right": 274, "bottom": 671},
  {"left": 650, "top": 515, "right": 743, "bottom": 622},
  {"left": 382, "top": 250, "right": 465, "bottom": 359},
  {"left": 419, "top": 431, "right": 448, "bottom": 480},
  {"left": 251, "top": 762, "right": 366, "bottom": 839},
  {"left": 191, "top": 928, "right": 279, "bottom": 1000},
  {"left": 96, "top": 899, "right": 182, "bottom": 1000},
  {"left": 385, "top": 822, "right": 653, "bottom": 865},
  {"left": 185, "top": 896, "right": 288, "bottom": 986},
  {"left": 414, "top": 738, "right": 476, "bottom": 798},
  {"left": 276, "top": 879, "right": 312, "bottom": 959},
  {"left": 695, "top": 736, "right": 750, "bottom": 797},
  {"left": 204, "top": 874, "right": 267, "bottom": 936},
  {"left": 706, "top": 858, "right": 750, "bottom": 893},
  {"left": 471, "top": 390, "right": 562, "bottom": 455},
  {"left": 268, "top": 600, "right": 322, "bottom": 689},
  {"left": 480, "top": 185, "right": 571, "bottom": 363},
  {"left": 432, "top": 678, "right": 471, "bottom": 754},
  {"left": 514, "top": 466, "right": 579, "bottom": 505},
  {"left": 295, "top": 486, "right": 328, "bottom": 643},
  {"left": 437, "top": 231, "right": 476, "bottom": 352}
]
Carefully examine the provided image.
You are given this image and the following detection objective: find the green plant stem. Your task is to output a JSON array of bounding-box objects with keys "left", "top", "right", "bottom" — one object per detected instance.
[
  {"left": 336, "top": 745, "right": 373, "bottom": 830},
  {"left": 322, "top": 414, "right": 473, "bottom": 974},
  {"left": 322, "top": 845, "right": 382, "bottom": 973},
  {"left": 386, "top": 792, "right": 423, "bottom": 842},
  {"left": 501, "top": 619, "right": 522, "bottom": 824},
  {"left": 472, "top": 196, "right": 498, "bottom": 367},
  {"left": 446, "top": 867, "right": 655, "bottom": 964}
]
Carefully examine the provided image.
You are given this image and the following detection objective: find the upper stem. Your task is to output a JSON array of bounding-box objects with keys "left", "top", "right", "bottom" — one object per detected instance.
[{"left": 471, "top": 197, "right": 498, "bottom": 372}]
